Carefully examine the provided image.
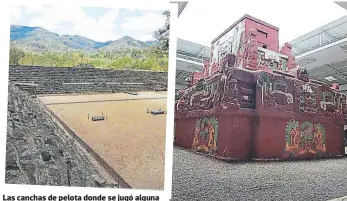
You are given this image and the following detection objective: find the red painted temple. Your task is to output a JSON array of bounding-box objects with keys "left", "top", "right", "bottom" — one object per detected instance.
[{"left": 174, "top": 14, "right": 346, "bottom": 161}]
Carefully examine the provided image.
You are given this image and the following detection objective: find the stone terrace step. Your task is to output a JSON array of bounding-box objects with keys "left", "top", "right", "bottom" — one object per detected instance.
[{"left": 9, "top": 66, "right": 168, "bottom": 94}]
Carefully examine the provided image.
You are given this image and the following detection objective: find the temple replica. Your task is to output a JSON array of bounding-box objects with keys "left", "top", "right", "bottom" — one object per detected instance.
[{"left": 174, "top": 14, "right": 347, "bottom": 161}]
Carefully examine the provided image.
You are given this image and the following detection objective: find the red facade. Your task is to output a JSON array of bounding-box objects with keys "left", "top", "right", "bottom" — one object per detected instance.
[
  {"left": 245, "top": 17, "right": 279, "bottom": 52},
  {"left": 175, "top": 15, "right": 346, "bottom": 161}
]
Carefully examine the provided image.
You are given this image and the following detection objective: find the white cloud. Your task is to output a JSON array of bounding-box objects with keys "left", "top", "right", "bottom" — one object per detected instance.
[
  {"left": 10, "top": 6, "right": 22, "bottom": 24},
  {"left": 25, "top": 5, "right": 48, "bottom": 14},
  {"left": 19, "top": 5, "right": 120, "bottom": 42},
  {"left": 138, "top": 34, "right": 155, "bottom": 41},
  {"left": 11, "top": 5, "right": 167, "bottom": 42},
  {"left": 122, "top": 12, "right": 166, "bottom": 40},
  {"left": 74, "top": 9, "right": 120, "bottom": 41}
]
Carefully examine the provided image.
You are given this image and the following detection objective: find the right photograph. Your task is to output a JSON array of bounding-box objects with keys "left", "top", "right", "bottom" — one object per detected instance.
[{"left": 172, "top": 1, "right": 347, "bottom": 201}]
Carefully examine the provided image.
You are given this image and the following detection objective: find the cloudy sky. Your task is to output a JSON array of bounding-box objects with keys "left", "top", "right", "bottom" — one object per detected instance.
[
  {"left": 177, "top": 0, "right": 347, "bottom": 46},
  {"left": 10, "top": 5, "right": 167, "bottom": 42}
]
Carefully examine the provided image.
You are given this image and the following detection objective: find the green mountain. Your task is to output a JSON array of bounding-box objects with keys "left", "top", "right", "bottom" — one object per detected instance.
[{"left": 10, "top": 24, "right": 158, "bottom": 54}]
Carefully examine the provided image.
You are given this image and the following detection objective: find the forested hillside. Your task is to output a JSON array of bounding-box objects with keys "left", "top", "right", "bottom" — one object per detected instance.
[{"left": 9, "top": 20, "right": 169, "bottom": 72}]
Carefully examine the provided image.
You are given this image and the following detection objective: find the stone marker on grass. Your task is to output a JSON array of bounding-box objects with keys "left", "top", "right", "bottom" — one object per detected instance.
[
  {"left": 150, "top": 108, "right": 166, "bottom": 115},
  {"left": 92, "top": 116, "right": 105, "bottom": 121}
]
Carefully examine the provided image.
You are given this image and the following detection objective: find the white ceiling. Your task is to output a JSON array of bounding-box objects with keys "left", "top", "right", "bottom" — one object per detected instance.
[
  {"left": 177, "top": 38, "right": 211, "bottom": 59},
  {"left": 291, "top": 13, "right": 347, "bottom": 91},
  {"left": 295, "top": 40, "right": 347, "bottom": 87},
  {"left": 289, "top": 15, "right": 347, "bottom": 57},
  {"left": 296, "top": 40, "right": 347, "bottom": 71},
  {"left": 176, "top": 58, "right": 204, "bottom": 72},
  {"left": 175, "top": 56, "right": 205, "bottom": 89},
  {"left": 175, "top": 38, "right": 210, "bottom": 89}
]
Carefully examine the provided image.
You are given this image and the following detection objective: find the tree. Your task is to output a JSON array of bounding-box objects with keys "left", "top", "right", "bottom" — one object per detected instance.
[
  {"left": 9, "top": 46, "right": 25, "bottom": 65},
  {"left": 108, "top": 56, "right": 133, "bottom": 69},
  {"left": 154, "top": 10, "right": 170, "bottom": 53}
]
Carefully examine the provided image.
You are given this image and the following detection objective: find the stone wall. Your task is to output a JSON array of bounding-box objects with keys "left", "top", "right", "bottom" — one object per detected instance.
[
  {"left": 8, "top": 65, "right": 168, "bottom": 94},
  {"left": 6, "top": 84, "right": 115, "bottom": 187}
]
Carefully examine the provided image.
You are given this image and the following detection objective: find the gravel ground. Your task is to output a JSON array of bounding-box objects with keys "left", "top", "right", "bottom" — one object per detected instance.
[{"left": 172, "top": 147, "right": 347, "bottom": 201}]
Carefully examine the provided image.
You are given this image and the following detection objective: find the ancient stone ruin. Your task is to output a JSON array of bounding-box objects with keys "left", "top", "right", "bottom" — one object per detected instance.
[
  {"left": 9, "top": 65, "right": 168, "bottom": 94},
  {"left": 174, "top": 14, "right": 346, "bottom": 161},
  {"left": 6, "top": 84, "right": 116, "bottom": 187},
  {"left": 73, "top": 63, "right": 95, "bottom": 68},
  {"left": 5, "top": 62, "right": 169, "bottom": 188}
]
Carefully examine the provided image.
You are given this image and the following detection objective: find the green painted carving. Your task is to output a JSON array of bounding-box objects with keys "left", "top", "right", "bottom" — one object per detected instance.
[
  {"left": 192, "top": 116, "right": 219, "bottom": 155},
  {"left": 280, "top": 57, "right": 288, "bottom": 71},
  {"left": 284, "top": 119, "right": 327, "bottom": 157},
  {"left": 175, "top": 92, "right": 182, "bottom": 101},
  {"left": 257, "top": 71, "right": 270, "bottom": 88},
  {"left": 257, "top": 51, "right": 288, "bottom": 71},
  {"left": 257, "top": 71, "right": 271, "bottom": 104},
  {"left": 315, "top": 123, "right": 326, "bottom": 145},
  {"left": 285, "top": 120, "right": 299, "bottom": 148},
  {"left": 257, "top": 51, "right": 265, "bottom": 66},
  {"left": 196, "top": 79, "right": 207, "bottom": 91}
]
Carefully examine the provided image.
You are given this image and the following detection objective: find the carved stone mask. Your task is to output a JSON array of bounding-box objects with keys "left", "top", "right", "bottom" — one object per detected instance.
[{"left": 297, "top": 67, "right": 309, "bottom": 82}]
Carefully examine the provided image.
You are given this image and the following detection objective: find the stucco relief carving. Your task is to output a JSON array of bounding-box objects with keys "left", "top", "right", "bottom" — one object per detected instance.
[
  {"left": 297, "top": 67, "right": 309, "bottom": 82},
  {"left": 296, "top": 83, "right": 318, "bottom": 114},
  {"left": 241, "top": 30, "right": 258, "bottom": 70},
  {"left": 256, "top": 71, "right": 293, "bottom": 108},
  {"left": 270, "top": 80, "right": 293, "bottom": 104},
  {"left": 320, "top": 91, "right": 335, "bottom": 112},
  {"left": 175, "top": 61, "right": 242, "bottom": 114},
  {"left": 257, "top": 50, "right": 289, "bottom": 71}
]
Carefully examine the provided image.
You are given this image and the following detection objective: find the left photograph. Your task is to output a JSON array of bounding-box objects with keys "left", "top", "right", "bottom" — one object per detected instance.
[{"left": 6, "top": 4, "right": 171, "bottom": 190}]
